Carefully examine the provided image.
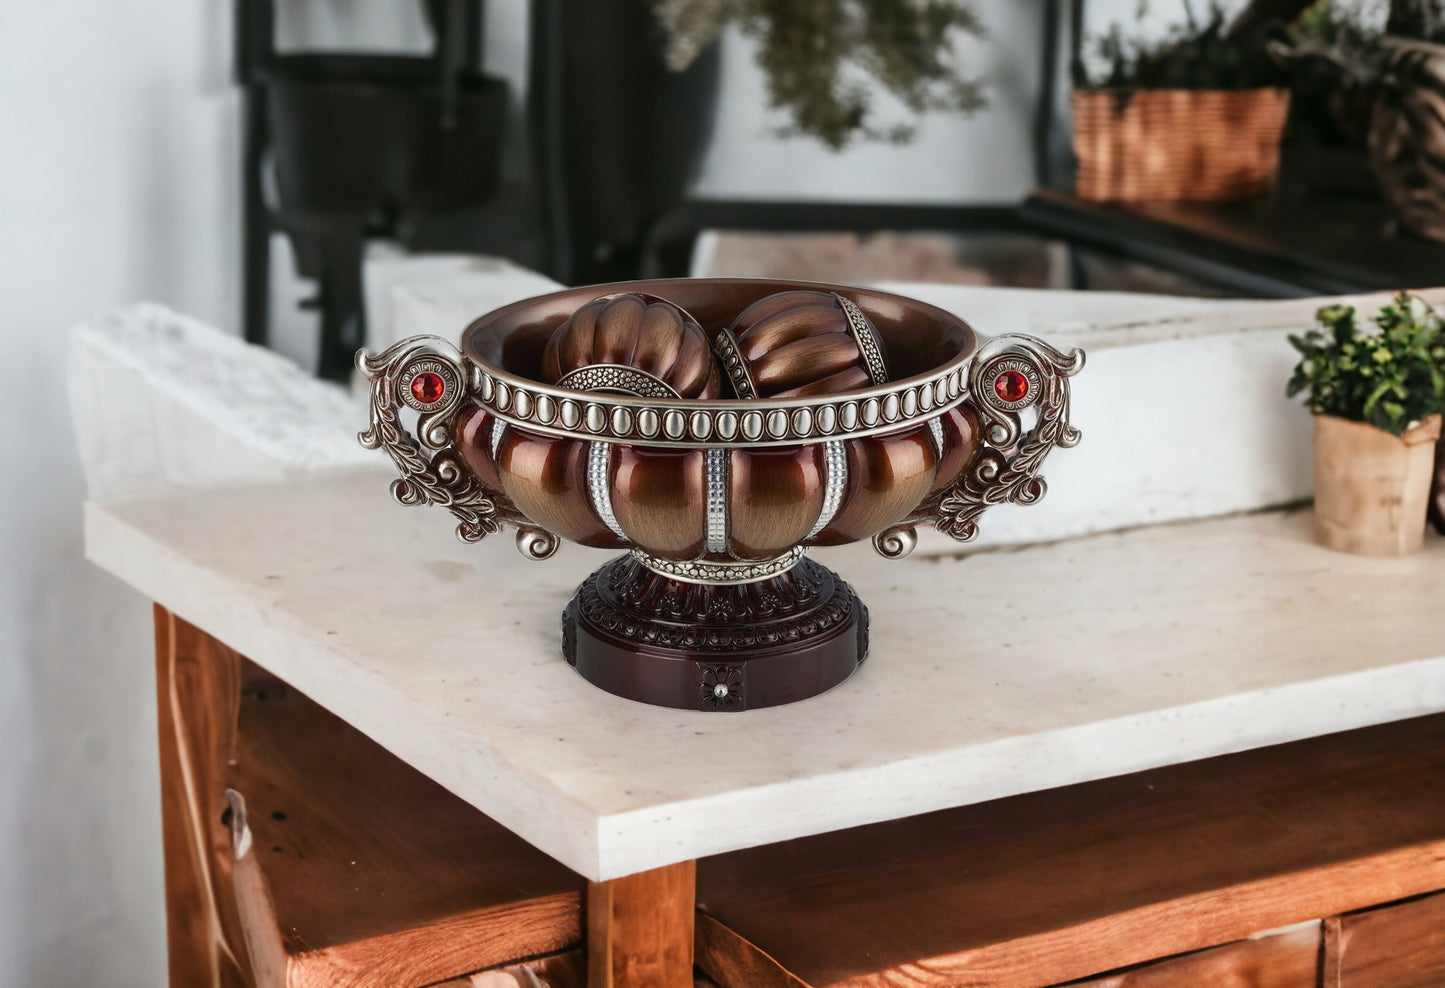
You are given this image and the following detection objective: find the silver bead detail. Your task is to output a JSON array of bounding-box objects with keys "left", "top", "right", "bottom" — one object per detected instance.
[
  {"left": 705, "top": 448, "right": 728, "bottom": 554},
  {"left": 807, "top": 440, "right": 848, "bottom": 539},
  {"left": 588, "top": 442, "right": 627, "bottom": 539}
]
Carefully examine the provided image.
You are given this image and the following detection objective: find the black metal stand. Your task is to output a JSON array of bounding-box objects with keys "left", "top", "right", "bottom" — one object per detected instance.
[{"left": 234, "top": 0, "right": 505, "bottom": 381}]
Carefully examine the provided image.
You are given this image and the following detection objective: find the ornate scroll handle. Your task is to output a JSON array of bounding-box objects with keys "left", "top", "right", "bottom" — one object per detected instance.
[
  {"left": 933, "top": 334, "right": 1085, "bottom": 544},
  {"left": 357, "top": 337, "right": 505, "bottom": 545}
]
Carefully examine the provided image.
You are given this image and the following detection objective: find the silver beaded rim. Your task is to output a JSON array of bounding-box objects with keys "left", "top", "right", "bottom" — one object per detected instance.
[{"left": 465, "top": 334, "right": 971, "bottom": 449}]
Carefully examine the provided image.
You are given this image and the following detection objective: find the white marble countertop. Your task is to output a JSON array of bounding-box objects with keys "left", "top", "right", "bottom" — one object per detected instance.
[{"left": 85, "top": 470, "right": 1445, "bottom": 881}]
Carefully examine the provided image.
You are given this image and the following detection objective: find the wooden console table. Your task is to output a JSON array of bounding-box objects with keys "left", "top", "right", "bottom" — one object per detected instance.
[{"left": 86, "top": 470, "right": 1445, "bottom": 986}]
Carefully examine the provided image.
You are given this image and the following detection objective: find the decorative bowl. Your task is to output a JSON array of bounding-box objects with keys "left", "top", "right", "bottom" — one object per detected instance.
[{"left": 360, "top": 278, "right": 1084, "bottom": 711}]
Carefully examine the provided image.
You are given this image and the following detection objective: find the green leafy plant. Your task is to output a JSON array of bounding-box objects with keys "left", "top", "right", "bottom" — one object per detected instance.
[
  {"left": 1075, "top": 0, "right": 1291, "bottom": 90},
  {"left": 1287, "top": 293, "right": 1445, "bottom": 435},
  {"left": 651, "top": 0, "right": 988, "bottom": 150}
]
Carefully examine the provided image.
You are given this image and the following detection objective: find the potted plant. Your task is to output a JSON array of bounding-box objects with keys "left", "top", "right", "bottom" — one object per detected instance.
[
  {"left": 1287, "top": 294, "right": 1445, "bottom": 555},
  {"left": 1072, "top": 0, "right": 1296, "bottom": 201},
  {"left": 649, "top": 0, "right": 988, "bottom": 150}
]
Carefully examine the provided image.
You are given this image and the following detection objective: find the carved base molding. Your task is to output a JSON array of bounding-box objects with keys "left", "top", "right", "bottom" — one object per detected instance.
[{"left": 563, "top": 555, "right": 868, "bottom": 711}]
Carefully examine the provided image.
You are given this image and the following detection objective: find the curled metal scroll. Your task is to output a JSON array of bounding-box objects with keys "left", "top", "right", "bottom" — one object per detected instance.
[
  {"left": 357, "top": 337, "right": 503, "bottom": 544},
  {"left": 933, "top": 334, "right": 1085, "bottom": 544},
  {"left": 872, "top": 524, "right": 918, "bottom": 559},
  {"left": 515, "top": 526, "right": 560, "bottom": 560}
]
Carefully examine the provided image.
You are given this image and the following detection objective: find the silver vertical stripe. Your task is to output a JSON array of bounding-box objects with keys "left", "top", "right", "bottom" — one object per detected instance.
[
  {"left": 705, "top": 448, "right": 728, "bottom": 553},
  {"left": 807, "top": 440, "right": 848, "bottom": 538},
  {"left": 588, "top": 442, "right": 626, "bottom": 539},
  {"left": 490, "top": 416, "right": 508, "bottom": 462},
  {"left": 927, "top": 416, "right": 945, "bottom": 458}
]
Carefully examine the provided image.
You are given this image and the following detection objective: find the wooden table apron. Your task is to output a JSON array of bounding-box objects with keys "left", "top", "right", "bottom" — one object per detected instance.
[
  {"left": 151, "top": 601, "right": 1445, "bottom": 988},
  {"left": 151, "top": 605, "right": 697, "bottom": 988}
]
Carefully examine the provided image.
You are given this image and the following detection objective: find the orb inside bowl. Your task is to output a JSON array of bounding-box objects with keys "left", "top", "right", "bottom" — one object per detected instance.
[{"left": 465, "top": 278, "right": 973, "bottom": 389}]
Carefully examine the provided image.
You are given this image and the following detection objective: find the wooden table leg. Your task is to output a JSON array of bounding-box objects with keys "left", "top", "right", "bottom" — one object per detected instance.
[
  {"left": 587, "top": 860, "right": 696, "bottom": 988},
  {"left": 154, "top": 605, "right": 253, "bottom": 987}
]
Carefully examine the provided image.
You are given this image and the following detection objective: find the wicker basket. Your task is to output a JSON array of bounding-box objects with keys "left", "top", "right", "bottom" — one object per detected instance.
[
  {"left": 1370, "top": 41, "right": 1445, "bottom": 244},
  {"left": 1072, "top": 88, "right": 1291, "bottom": 202}
]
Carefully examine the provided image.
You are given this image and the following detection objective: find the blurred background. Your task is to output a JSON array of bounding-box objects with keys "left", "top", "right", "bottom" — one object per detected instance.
[{"left": 4, "top": 0, "right": 1444, "bottom": 983}]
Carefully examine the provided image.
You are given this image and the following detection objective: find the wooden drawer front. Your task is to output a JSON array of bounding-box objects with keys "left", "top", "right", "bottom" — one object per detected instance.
[
  {"left": 1327, "top": 891, "right": 1445, "bottom": 988},
  {"left": 1064, "top": 923, "right": 1320, "bottom": 988}
]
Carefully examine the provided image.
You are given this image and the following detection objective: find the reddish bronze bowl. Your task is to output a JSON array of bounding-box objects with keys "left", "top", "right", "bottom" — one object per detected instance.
[{"left": 360, "top": 279, "right": 1084, "bottom": 711}]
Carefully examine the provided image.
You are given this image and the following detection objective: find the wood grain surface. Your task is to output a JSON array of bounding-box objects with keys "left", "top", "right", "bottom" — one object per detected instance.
[
  {"left": 1322, "top": 891, "right": 1445, "bottom": 988},
  {"left": 588, "top": 861, "right": 697, "bottom": 988},
  {"left": 696, "top": 714, "right": 1445, "bottom": 988},
  {"left": 223, "top": 658, "right": 583, "bottom": 986},
  {"left": 154, "top": 605, "right": 253, "bottom": 987},
  {"left": 155, "top": 608, "right": 585, "bottom": 988},
  {"left": 1066, "top": 923, "right": 1320, "bottom": 987},
  {"left": 417, "top": 948, "right": 584, "bottom": 987}
]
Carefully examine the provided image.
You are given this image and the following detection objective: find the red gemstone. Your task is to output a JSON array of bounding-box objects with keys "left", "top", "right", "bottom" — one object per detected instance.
[
  {"left": 411, "top": 371, "right": 445, "bottom": 404},
  {"left": 995, "top": 370, "right": 1029, "bottom": 403}
]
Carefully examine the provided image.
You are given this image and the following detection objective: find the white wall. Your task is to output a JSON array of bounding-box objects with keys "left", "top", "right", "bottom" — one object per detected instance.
[
  {"left": 693, "top": 5, "right": 1045, "bottom": 203},
  {"left": 1078, "top": 0, "right": 1256, "bottom": 77},
  {"left": 0, "top": 2, "right": 239, "bottom": 985}
]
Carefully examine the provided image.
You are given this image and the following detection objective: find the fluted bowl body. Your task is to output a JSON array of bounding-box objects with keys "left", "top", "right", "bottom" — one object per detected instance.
[{"left": 451, "top": 278, "right": 984, "bottom": 564}]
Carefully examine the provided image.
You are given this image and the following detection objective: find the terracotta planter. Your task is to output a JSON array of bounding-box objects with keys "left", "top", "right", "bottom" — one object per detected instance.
[
  {"left": 1072, "top": 88, "right": 1290, "bottom": 202},
  {"left": 1312, "top": 413, "right": 1442, "bottom": 556}
]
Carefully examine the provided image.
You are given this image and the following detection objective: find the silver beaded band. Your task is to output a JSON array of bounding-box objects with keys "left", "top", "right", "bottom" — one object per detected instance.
[
  {"left": 632, "top": 546, "right": 806, "bottom": 585},
  {"left": 490, "top": 416, "right": 507, "bottom": 462},
  {"left": 705, "top": 448, "right": 729, "bottom": 554},
  {"left": 557, "top": 364, "right": 679, "bottom": 399},
  {"left": 834, "top": 293, "right": 890, "bottom": 386},
  {"left": 807, "top": 440, "right": 848, "bottom": 539},
  {"left": 588, "top": 442, "right": 626, "bottom": 539},
  {"left": 712, "top": 327, "right": 759, "bottom": 399}
]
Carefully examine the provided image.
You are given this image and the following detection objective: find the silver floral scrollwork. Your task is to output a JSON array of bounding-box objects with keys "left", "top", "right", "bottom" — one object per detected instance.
[
  {"left": 933, "top": 334, "right": 1085, "bottom": 543},
  {"left": 357, "top": 337, "right": 503, "bottom": 544}
]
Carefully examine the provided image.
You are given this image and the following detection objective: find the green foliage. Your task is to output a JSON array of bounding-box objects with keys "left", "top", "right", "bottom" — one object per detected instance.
[
  {"left": 1075, "top": 0, "right": 1288, "bottom": 90},
  {"left": 1273, "top": 0, "right": 1445, "bottom": 113},
  {"left": 1291, "top": 0, "right": 1384, "bottom": 51},
  {"left": 651, "top": 0, "right": 987, "bottom": 150},
  {"left": 1286, "top": 293, "right": 1445, "bottom": 435},
  {"left": 1279, "top": 2, "right": 1393, "bottom": 90}
]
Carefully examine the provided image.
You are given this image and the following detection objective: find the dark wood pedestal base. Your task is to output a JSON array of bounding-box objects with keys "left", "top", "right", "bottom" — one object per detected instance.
[{"left": 562, "top": 555, "right": 868, "bottom": 711}]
